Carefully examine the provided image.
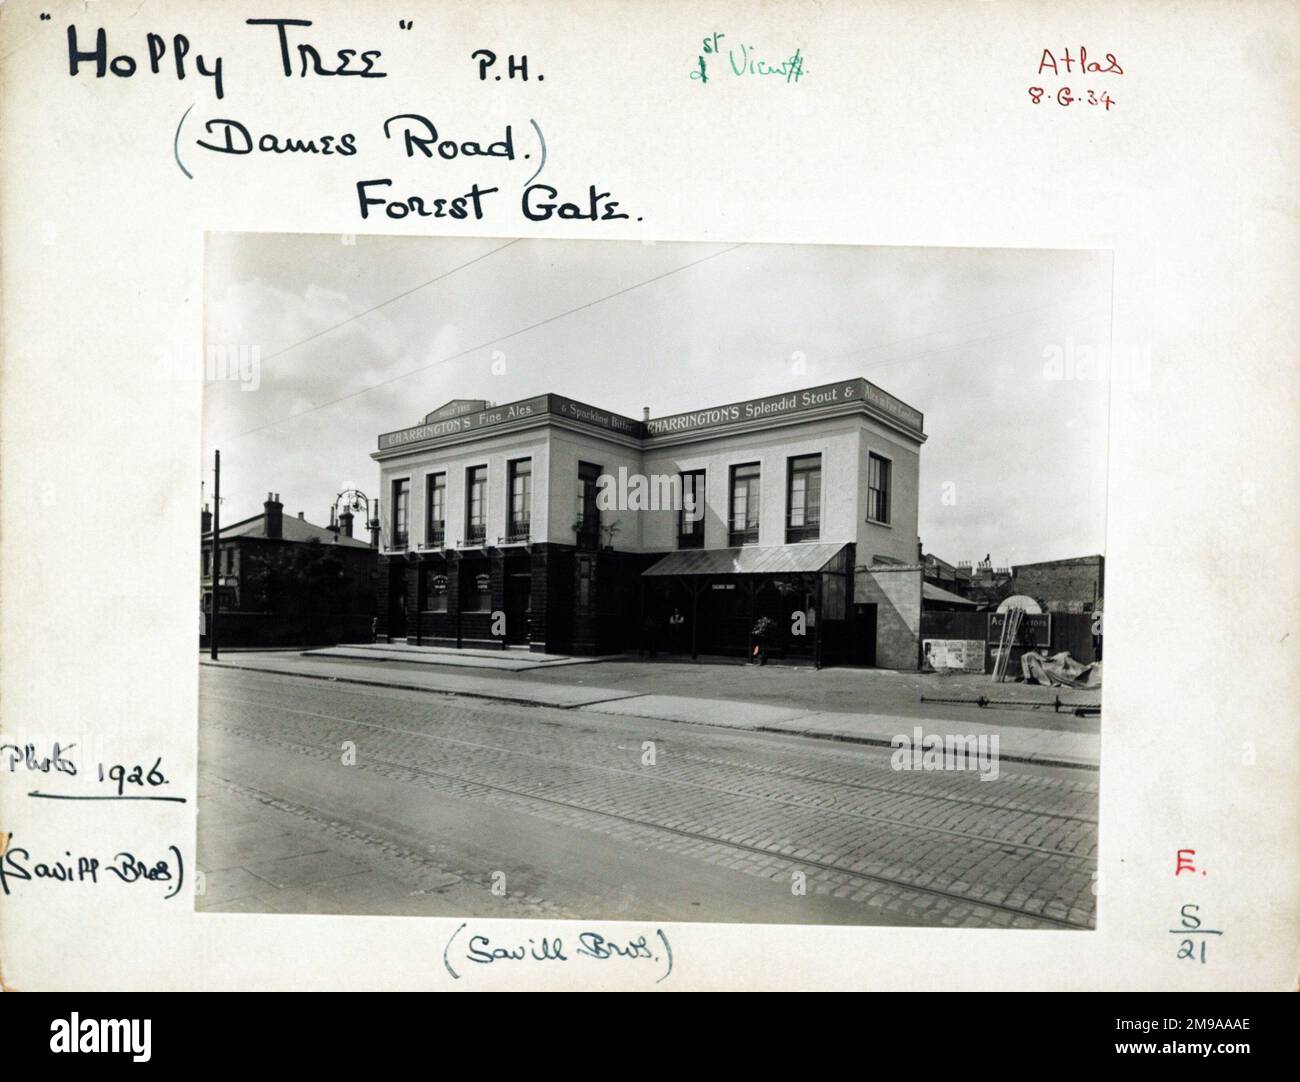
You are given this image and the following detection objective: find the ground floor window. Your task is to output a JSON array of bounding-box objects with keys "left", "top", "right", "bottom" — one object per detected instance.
[
  {"left": 461, "top": 562, "right": 491, "bottom": 610},
  {"left": 422, "top": 564, "right": 449, "bottom": 611},
  {"left": 202, "top": 588, "right": 237, "bottom": 613}
]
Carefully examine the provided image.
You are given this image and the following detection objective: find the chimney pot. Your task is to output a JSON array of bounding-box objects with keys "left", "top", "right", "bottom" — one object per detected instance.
[
  {"left": 642, "top": 406, "right": 650, "bottom": 421},
  {"left": 263, "top": 492, "right": 284, "bottom": 539}
]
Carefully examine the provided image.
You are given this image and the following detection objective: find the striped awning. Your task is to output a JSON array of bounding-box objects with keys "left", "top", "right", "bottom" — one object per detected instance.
[{"left": 642, "top": 543, "right": 849, "bottom": 577}]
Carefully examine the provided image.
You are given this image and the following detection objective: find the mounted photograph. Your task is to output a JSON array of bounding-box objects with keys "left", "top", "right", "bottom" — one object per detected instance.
[{"left": 197, "top": 234, "right": 1111, "bottom": 928}]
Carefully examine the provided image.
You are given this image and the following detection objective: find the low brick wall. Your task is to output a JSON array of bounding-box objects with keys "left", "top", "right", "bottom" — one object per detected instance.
[{"left": 200, "top": 612, "right": 374, "bottom": 649}]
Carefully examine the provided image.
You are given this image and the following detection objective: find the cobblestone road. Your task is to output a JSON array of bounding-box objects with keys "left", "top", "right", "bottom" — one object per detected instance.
[{"left": 198, "top": 667, "right": 1098, "bottom": 928}]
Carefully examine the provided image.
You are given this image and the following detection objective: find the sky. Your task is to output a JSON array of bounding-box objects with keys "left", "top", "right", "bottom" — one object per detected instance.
[{"left": 202, "top": 234, "right": 1111, "bottom": 566}]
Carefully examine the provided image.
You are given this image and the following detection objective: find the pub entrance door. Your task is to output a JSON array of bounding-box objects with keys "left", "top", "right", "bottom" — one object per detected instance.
[
  {"left": 851, "top": 602, "right": 877, "bottom": 666},
  {"left": 387, "top": 564, "right": 408, "bottom": 641},
  {"left": 504, "top": 572, "right": 531, "bottom": 645}
]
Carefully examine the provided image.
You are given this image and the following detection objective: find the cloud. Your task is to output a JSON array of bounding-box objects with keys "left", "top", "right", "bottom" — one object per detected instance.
[{"left": 203, "top": 234, "right": 1110, "bottom": 562}]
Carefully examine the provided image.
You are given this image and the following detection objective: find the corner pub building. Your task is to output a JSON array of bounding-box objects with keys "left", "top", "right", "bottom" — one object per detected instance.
[{"left": 371, "top": 378, "right": 927, "bottom": 668}]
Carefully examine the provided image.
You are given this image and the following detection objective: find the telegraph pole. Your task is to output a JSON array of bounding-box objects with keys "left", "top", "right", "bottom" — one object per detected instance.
[{"left": 210, "top": 449, "right": 220, "bottom": 660}]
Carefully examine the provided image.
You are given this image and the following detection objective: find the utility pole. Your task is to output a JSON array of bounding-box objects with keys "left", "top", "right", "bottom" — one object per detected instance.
[{"left": 210, "top": 449, "right": 220, "bottom": 660}]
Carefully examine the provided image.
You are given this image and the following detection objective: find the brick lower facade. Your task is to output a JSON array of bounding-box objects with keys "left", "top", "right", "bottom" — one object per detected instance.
[
  {"left": 378, "top": 547, "right": 918, "bottom": 667},
  {"left": 376, "top": 545, "right": 658, "bottom": 655}
]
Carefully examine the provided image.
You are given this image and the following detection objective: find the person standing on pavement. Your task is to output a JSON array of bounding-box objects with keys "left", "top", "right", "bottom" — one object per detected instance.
[
  {"left": 640, "top": 612, "right": 661, "bottom": 658},
  {"left": 751, "top": 616, "right": 773, "bottom": 666},
  {"left": 668, "top": 608, "right": 686, "bottom": 654}
]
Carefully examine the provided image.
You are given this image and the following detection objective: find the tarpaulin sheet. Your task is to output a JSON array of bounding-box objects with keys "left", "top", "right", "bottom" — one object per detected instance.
[{"left": 1021, "top": 651, "right": 1102, "bottom": 689}]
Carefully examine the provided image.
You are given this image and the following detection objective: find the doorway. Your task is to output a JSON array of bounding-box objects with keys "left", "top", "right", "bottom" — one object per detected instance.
[
  {"left": 504, "top": 572, "right": 532, "bottom": 645},
  {"left": 852, "top": 602, "right": 877, "bottom": 666},
  {"left": 387, "top": 564, "right": 408, "bottom": 640}
]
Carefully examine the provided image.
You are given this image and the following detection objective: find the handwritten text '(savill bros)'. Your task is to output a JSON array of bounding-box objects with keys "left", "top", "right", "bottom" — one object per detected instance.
[
  {"left": 0, "top": 837, "right": 184, "bottom": 899},
  {"left": 442, "top": 922, "right": 674, "bottom": 984}
]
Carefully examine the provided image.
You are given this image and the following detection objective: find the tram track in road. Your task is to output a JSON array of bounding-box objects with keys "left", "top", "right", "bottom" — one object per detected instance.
[
  {"left": 200, "top": 674, "right": 1098, "bottom": 929},
  {"left": 644, "top": 745, "right": 1098, "bottom": 826},
  {"left": 202, "top": 669, "right": 1099, "bottom": 825},
  {"left": 203, "top": 716, "right": 1094, "bottom": 932},
  {"left": 203, "top": 690, "right": 1095, "bottom": 860}
]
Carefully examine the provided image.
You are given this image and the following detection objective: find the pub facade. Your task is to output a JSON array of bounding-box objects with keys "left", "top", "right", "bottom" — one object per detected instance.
[{"left": 371, "top": 378, "right": 926, "bottom": 666}]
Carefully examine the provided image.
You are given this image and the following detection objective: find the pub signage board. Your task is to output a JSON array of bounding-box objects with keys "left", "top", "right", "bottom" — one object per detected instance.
[
  {"left": 644, "top": 378, "right": 923, "bottom": 438},
  {"left": 378, "top": 380, "right": 924, "bottom": 451},
  {"left": 987, "top": 612, "right": 1052, "bottom": 648},
  {"left": 379, "top": 394, "right": 640, "bottom": 450},
  {"left": 550, "top": 395, "right": 642, "bottom": 438},
  {"left": 424, "top": 399, "right": 488, "bottom": 423}
]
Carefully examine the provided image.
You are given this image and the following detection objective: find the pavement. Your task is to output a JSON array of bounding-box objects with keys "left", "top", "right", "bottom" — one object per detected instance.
[
  {"left": 300, "top": 643, "right": 603, "bottom": 672},
  {"left": 200, "top": 643, "right": 1101, "bottom": 769}
]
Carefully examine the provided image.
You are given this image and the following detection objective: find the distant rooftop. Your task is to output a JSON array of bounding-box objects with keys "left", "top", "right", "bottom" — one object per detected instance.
[{"left": 204, "top": 512, "right": 372, "bottom": 549}]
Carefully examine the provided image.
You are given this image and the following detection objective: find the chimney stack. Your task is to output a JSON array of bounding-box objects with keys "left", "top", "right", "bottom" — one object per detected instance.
[
  {"left": 264, "top": 491, "right": 284, "bottom": 539},
  {"left": 642, "top": 406, "right": 650, "bottom": 422},
  {"left": 201, "top": 504, "right": 212, "bottom": 535},
  {"left": 339, "top": 509, "right": 355, "bottom": 538}
]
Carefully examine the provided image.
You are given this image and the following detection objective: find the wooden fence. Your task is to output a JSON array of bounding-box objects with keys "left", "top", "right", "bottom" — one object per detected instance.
[{"left": 920, "top": 610, "right": 1099, "bottom": 673}]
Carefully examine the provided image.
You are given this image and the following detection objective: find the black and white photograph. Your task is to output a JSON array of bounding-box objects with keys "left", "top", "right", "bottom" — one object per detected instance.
[
  {"left": 6, "top": 0, "right": 1300, "bottom": 1028},
  {"left": 197, "top": 234, "right": 1110, "bottom": 929}
]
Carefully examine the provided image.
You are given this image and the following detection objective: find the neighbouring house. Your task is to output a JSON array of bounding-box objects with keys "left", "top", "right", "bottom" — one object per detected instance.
[{"left": 201, "top": 493, "right": 378, "bottom": 647}]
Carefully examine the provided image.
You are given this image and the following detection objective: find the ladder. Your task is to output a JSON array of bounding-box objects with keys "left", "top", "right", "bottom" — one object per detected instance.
[{"left": 991, "top": 606, "right": 1024, "bottom": 683}]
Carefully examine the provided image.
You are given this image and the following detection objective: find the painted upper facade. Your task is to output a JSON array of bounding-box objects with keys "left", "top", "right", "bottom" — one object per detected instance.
[{"left": 371, "top": 378, "right": 925, "bottom": 565}]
